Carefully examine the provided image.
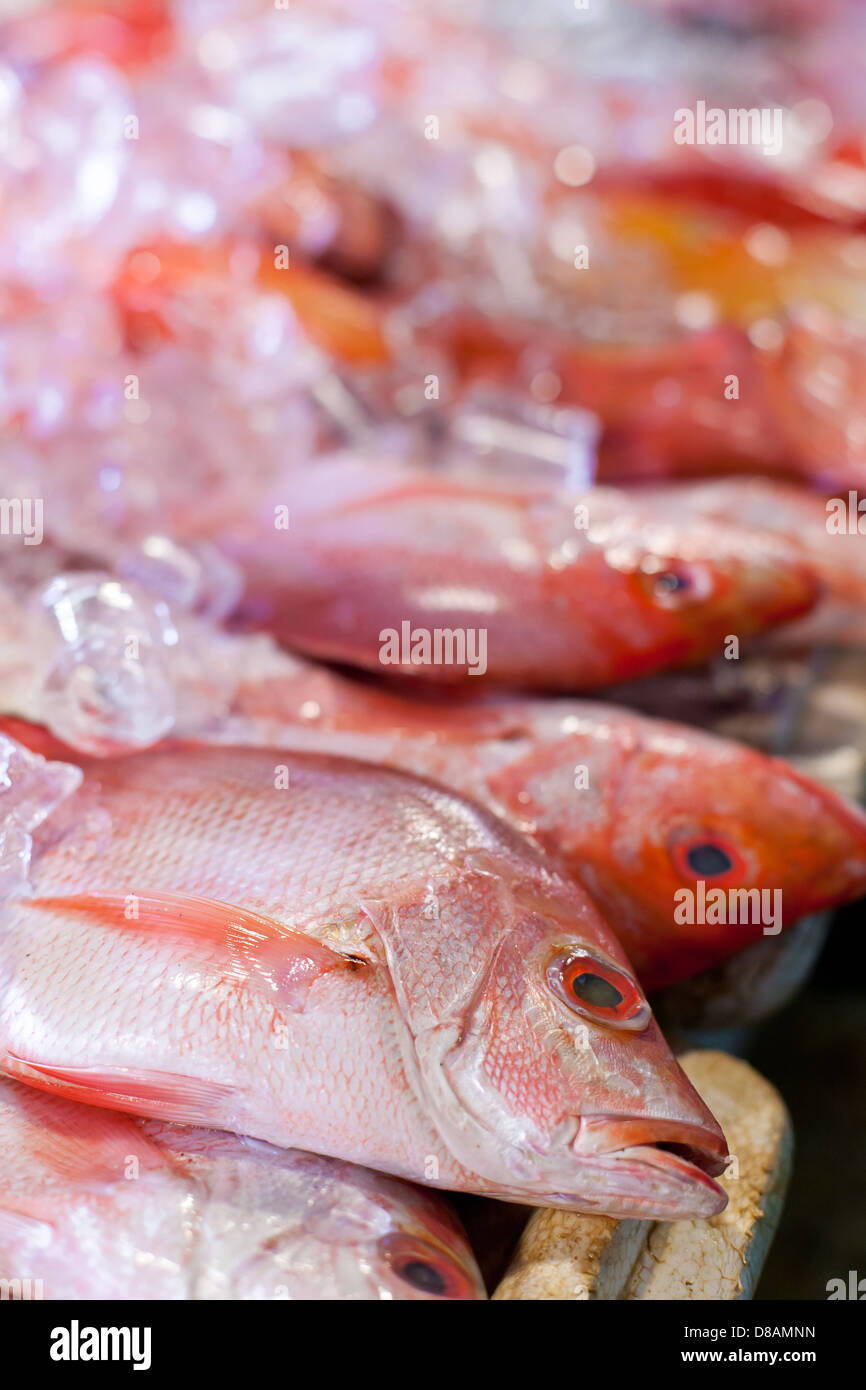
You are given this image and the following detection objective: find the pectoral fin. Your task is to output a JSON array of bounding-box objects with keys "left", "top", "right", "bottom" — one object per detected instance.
[
  {"left": 31, "top": 891, "right": 368, "bottom": 1011},
  {"left": 3, "top": 1055, "right": 242, "bottom": 1128}
]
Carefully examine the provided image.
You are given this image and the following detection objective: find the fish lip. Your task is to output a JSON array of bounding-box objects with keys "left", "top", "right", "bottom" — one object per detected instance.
[
  {"left": 573, "top": 1114, "right": 729, "bottom": 1179},
  {"left": 580, "top": 1144, "right": 728, "bottom": 1220}
]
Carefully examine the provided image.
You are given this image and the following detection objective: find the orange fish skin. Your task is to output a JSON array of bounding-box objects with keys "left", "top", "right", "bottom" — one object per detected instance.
[
  {"left": 113, "top": 241, "right": 390, "bottom": 364},
  {"left": 211, "top": 455, "right": 819, "bottom": 690},
  {"left": 0, "top": 1077, "right": 485, "bottom": 1300},
  {"left": 0, "top": 738, "right": 727, "bottom": 1220},
  {"left": 594, "top": 158, "right": 866, "bottom": 235},
  {"left": 219, "top": 662, "right": 866, "bottom": 991},
  {"left": 487, "top": 719, "right": 866, "bottom": 992}
]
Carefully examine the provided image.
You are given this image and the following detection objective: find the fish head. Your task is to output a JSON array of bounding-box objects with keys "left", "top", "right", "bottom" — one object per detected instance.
[
  {"left": 375, "top": 848, "right": 729, "bottom": 1220},
  {"left": 305, "top": 1168, "right": 487, "bottom": 1301},
  {"left": 589, "top": 723, "right": 866, "bottom": 989},
  {"left": 199, "top": 1145, "right": 487, "bottom": 1301},
  {"left": 357, "top": 1176, "right": 488, "bottom": 1301},
  {"left": 583, "top": 510, "right": 819, "bottom": 675}
]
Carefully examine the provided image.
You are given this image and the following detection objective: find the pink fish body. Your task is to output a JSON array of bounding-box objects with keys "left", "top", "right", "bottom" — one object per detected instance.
[
  {"left": 213, "top": 455, "right": 818, "bottom": 689},
  {"left": 0, "top": 736, "right": 727, "bottom": 1220},
  {"left": 0, "top": 1078, "right": 485, "bottom": 1300}
]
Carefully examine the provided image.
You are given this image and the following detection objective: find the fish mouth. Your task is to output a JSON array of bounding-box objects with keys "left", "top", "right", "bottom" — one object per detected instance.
[{"left": 570, "top": 1114, "right": 729, "bottom": 1220}]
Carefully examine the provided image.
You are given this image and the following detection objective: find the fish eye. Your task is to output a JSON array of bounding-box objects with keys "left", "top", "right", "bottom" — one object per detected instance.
[
  {"left": 687, "top": 843, "right": 733, "bottom": 875},
  {"left": 670, "top": 833, "right": 745, "bottom": 882},
  {"left": 397, "top": 1259, "right": 447, "bottom": 1295},
  {"left": 636, "top": 558, "right": 713, "bottom": 608},
  {"left": 546, "top": 950, "right": 651, "bottom": 1031},
  {"left": 378, "top": 1233, "right": 476, "bottom": 1299},
  {"left": 654, "top": 569, "right": 689, "bottom": 596}
]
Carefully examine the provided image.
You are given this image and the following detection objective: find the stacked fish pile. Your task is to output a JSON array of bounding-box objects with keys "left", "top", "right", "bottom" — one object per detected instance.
[{"left": 1, "top": 0, "right": 865, "bottom": 1300}]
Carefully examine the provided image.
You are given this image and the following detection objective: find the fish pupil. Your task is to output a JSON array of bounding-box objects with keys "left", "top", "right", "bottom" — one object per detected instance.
[
  {"left": 397, "top": 1259, "right": 448, "bottom": 1295},
  {"left": 572, "top": 972, "right": 623, "bottom": 1009},
  {"left": 686, "top": 843, "right": 734, "bottom": 876},
  {"left": 655, "top": 570, "right": 687, "bottom": 595}
]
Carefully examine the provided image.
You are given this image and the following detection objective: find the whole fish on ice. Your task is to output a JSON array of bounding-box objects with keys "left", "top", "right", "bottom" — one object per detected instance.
[
  {"left": 207, "top": 454, "right": 818, "bottom": 689},
  {"left": 0, "top": 1077, "right": 485, "bottom": 1300},
  {"left": 0, "top": 733, "right": 728, "bottom": 1219},
  {"left": 1, "top": 445, "right": 819, "bottom": 690}
]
